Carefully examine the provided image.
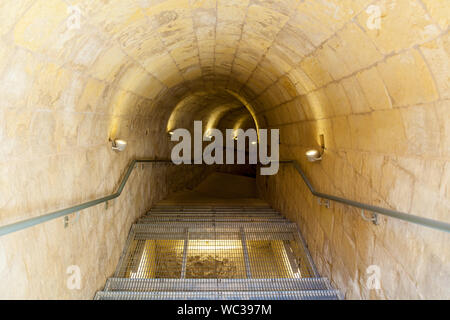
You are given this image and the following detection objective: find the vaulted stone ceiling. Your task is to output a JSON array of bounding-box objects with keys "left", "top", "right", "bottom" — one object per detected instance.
[{"left": 2, "top": 0, "right": 448, "bottom": 157}]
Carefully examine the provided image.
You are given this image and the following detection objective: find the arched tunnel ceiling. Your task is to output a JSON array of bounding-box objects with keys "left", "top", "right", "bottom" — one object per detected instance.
[
  {"left": 218, "top": 108, "right": 256, "bottom": 132},
  {"left": 166, "top": 90, "right": 252, "bottom": 133},
  {"left": 0, "top": 0, "right": 448, "bottom": 158}
]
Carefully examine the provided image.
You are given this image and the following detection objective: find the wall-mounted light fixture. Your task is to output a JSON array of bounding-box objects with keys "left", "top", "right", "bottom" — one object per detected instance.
[
  {"left": 305, "top": 134, "right": 325, "bottom": 162},
  {"left": 251, "top": 141, "right": 257, "bottom": 145},
  {"left": 111, "top": 139, "right": 127, "bottom": 152},
  {"left": 306, "top": 149, "right": 322, "bottom": 162}
]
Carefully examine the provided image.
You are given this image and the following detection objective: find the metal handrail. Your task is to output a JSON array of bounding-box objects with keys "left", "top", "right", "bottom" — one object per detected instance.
[
  {"left": 1, "top": 158, "right": 449, "bottom": 237},
  {"left": 280, "top": 160, "right": 450, "bottom": 233},
  {"left": 0, "top": 159, "right": 173, "bottom": 237}
]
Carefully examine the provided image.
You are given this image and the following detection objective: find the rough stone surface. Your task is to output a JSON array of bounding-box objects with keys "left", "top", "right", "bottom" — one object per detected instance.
[{"left": 0, "top": 0, "right": 448, "bottom": 299}]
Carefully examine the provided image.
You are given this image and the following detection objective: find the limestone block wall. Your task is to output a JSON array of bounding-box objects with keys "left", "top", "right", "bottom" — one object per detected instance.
[
  {"left": 0, "top": 1, "right": 213, "bottom": 299},
  {"left": 252, "top": 1, "right": 450, "bottom": 300}
]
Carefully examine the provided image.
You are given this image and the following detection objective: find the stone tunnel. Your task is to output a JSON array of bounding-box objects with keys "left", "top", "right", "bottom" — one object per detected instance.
[{"left": 0, "top": 0, "right": 448, "bottom": 299}]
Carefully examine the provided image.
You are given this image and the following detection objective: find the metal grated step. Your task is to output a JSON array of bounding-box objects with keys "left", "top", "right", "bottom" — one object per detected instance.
[
  {"left": 147, "top": 210, "right": 279, "bottom": 215},
  {"left": 146, "top": 213, "right": 286, "bottom": 221},
  {"left": 149, "top": 208, "right": 276, "bottom": 213},
  {"left": 150, "top": 207, "right": 275, "bottom": 210},
  {"left": 94, "top": 290, "right": 341, "bottom": 300},
  {"left": 148, "top": 211, "right": 279, "bottom": 215},
  {"left": 104, "top": 277, "right": 333, "bottom": 292},
  {"left": 127, "top": 223, "right": 300, "bottom": 241},
  {"left": 131, "top": 222, "right": 299, "bottom": 233},
  {"left": 145, "top": 212, "right": 282, "bottom": 217},
  {"left": 151, "top": 205, "right": 272, "bottom": 210},
  {"left": 139, "top": 216, "right": 287, "bottom": 223},
  {"left": 94, "top": 204, "right": 342, "bottom": 300},
  {"left": 135, "top": 221, "right": 295, "bottom": 229}
]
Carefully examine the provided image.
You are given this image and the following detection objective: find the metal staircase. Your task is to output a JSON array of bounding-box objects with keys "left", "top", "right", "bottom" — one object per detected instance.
[{"left": 94, "top": 205, "right": 342, "bottom": 300}]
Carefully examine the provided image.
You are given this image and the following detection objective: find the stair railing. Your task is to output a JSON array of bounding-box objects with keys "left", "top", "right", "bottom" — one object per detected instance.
[
  {"left": 0, "top": 159, "right": 174, "bottom": 237},
  {"left": 277, "top": 160, "right": 450, "bottom": 233},
  {"left": 0, "top": 159, "right": 449, "bottom": 237}
]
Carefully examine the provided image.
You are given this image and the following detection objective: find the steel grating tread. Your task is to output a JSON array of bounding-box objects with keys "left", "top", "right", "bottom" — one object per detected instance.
[
  {"left": 104, "top": 278, "right": 333, "bottom": 292},
  {"left": 131, "top": 222, "right": 298, "bottom": 233},
  {"left": 147, "top": 211, "right": 279, "bottom": 215},
  {"left": 149, "top": 210, "right": 276, "bottom": 213},
  {"left": 135, "top": 222, "right": 294, "bottom": 229},
  {"left": 123, "top": 223, "right": 302, "bottom": 241},
  {"left": 148, "top": 211, "right": 278, "bottom": 214},
  {"left": 143, "top": 215, "right": 284, "bottom": 219},
  {"left": 151, "top": 206, "right": 272, "bottom": 209},
  {"left": 146, "top": 212, "right": 281, "bottom": 215},
  {"left": 146, "top": 212, "right": 282, "bottom": 216},
  {"left": 150, "top": 207, "right": 275, "bottom": 210},
  {"left": 94, "top": 289, "right": 340, "bottom": 300},
  {"left": 139, "top": 215, "right": 287, "bottom": 222},
  {"left": 136, "top": 218, "right": 292, "bottom": 224}
]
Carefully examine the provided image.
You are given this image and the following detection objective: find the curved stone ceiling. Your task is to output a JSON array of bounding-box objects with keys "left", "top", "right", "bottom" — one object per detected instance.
[
  {"left": 1, "top": 0, "right": 448, "bottom": 159},
  {"left": 166, "top": 90, "right": 250, "bottom": 133}
]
